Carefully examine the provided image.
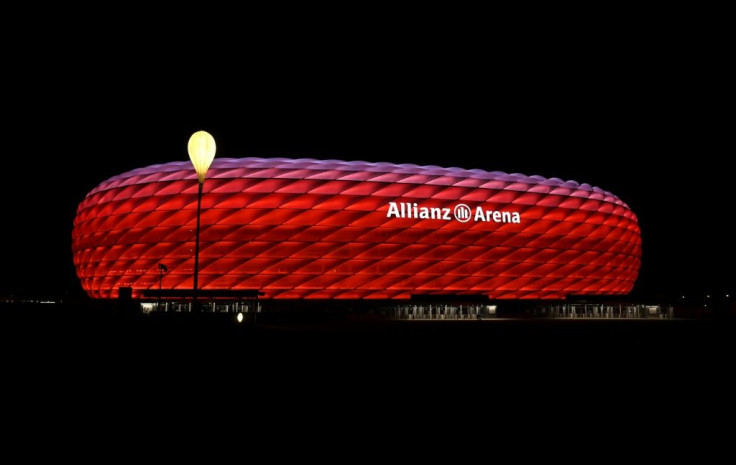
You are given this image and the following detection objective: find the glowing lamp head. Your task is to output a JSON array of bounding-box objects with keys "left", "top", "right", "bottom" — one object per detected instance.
[{"left": 187, "top": 130, "right": 216, "bottom": 183}]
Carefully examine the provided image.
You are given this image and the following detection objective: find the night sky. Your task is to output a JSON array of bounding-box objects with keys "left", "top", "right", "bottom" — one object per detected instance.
[{"left": 3, "top": 18, "right": 732, "bottom": 302}]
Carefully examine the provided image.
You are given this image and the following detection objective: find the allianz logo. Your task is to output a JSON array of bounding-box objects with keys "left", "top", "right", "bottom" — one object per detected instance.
[{"left": 386, "top": 201, "right": 521, "bottom": 223}]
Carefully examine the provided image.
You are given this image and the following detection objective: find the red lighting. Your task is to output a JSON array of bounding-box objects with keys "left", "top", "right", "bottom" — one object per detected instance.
[{"left": 72, "top": 158, "right": 641, "bottom": 299}]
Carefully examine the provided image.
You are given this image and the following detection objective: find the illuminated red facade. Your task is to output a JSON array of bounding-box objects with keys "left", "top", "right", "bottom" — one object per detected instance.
[{"left": 72, "top": 158, "right": 641, "bottom": 299}]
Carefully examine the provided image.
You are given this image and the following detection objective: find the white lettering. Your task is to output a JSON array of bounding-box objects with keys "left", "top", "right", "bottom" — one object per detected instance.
[
  {"left": 388, "top": 202, "right": 521, "bottom": 223},
  {"left": 387, "top": 202, "right": 400, "bottom": 218}
]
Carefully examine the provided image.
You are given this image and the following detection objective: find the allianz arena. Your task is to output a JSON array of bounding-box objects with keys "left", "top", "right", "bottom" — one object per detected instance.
[{"left": 72, "top": 158, "right": 641, "bottom": 300}]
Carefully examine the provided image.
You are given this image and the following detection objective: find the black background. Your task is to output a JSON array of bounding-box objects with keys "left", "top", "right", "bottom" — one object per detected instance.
[
  {"left": 2, "top": 9, "right": 735, "bottom": 444},
  {"left": 3, "top": 8, "right": 732, "bottom": 301}
]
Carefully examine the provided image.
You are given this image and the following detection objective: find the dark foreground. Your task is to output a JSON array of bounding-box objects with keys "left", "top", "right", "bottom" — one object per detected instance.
[
  {"left": 5, "top": 304, "right": 734, "bottom": 381},
  {"left": 3, "top": 303, "right": 735, "bottom": 449}
]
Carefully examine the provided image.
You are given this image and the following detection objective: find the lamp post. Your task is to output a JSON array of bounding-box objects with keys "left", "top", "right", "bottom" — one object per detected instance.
[
  {"left": 187, "top": 130, "right": 216, "bottom": 312},
  {"left": 158, "top": 263, "right": 168, "bottom": 311}
]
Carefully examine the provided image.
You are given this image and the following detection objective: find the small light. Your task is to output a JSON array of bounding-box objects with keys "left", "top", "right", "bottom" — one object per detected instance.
[
  {"left": 706, "top": 295, "right": 710, "bottom": 298},
  {"left": 727, "top": 294, "right": 730, "bottom": 298},
  {"left": 236, "top": 312, "right": 244, "bottom": 323},
  {"left": 681, "top": 295, "right": 685, "bottom": 299}
]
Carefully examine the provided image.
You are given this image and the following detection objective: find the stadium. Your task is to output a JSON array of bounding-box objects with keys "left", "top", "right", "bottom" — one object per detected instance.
[{"left": 72, "top": 157, "right": 641, "bottom": 315}]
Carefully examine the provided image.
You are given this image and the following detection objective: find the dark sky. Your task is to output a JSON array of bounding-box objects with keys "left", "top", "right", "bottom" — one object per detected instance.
[{"left": 3, "top": 14, "right": 732, "bottom": 301}]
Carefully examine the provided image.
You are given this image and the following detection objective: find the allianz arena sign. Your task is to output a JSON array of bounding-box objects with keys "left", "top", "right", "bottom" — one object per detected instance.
[{"left": 387, "top": 201, "right": 521, "bottom": 224}]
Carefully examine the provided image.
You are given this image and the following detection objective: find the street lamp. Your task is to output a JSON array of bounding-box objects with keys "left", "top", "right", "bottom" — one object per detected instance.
[
  {"left": 188, "top": 130, "right": 216, "bottom": 311},
  {"left": 158, "top": 263, "right": 168, "bottom": 311}
]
